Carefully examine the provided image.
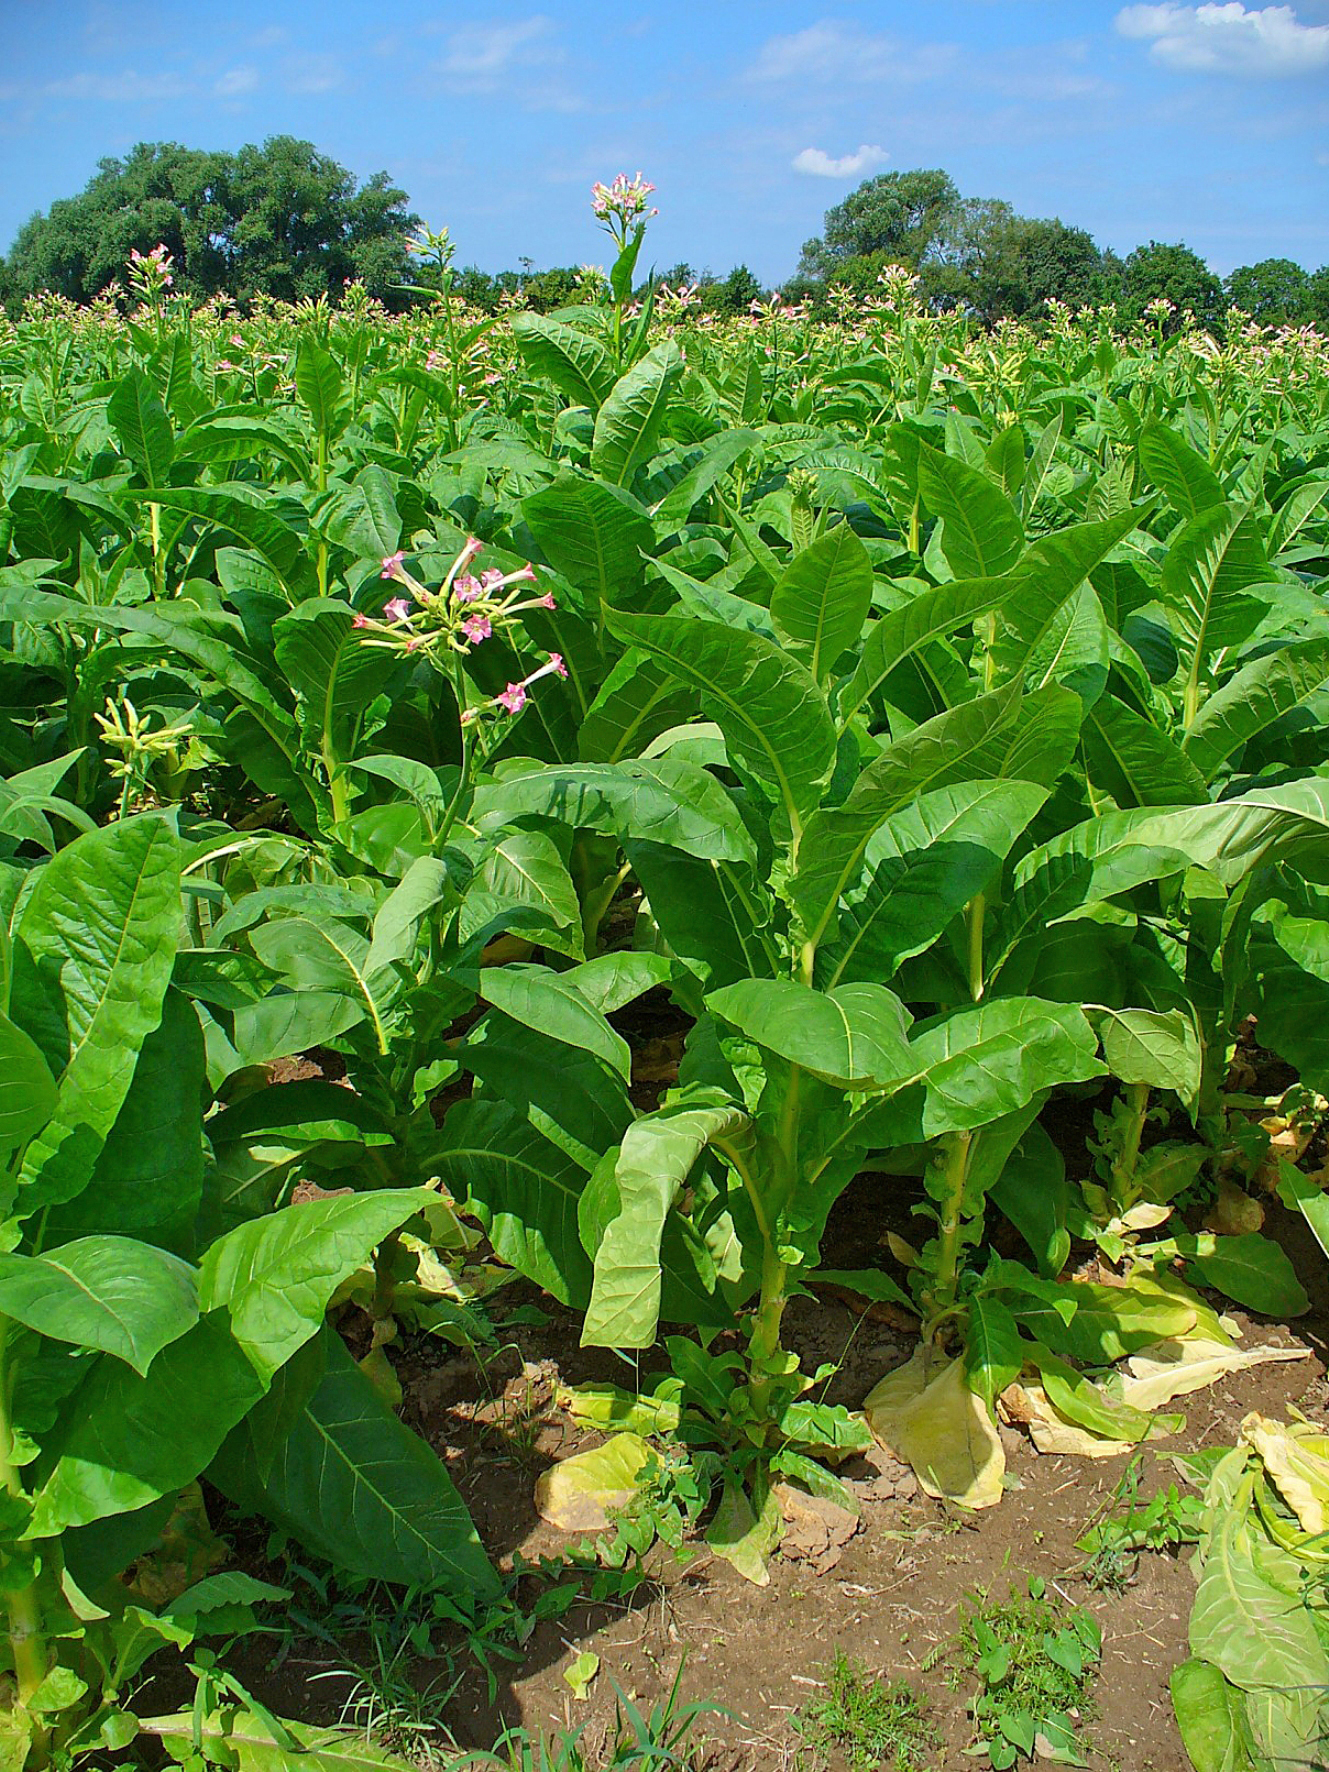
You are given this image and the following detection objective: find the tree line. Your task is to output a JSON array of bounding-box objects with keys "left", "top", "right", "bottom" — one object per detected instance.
[{"left": 2, "top": 139, "right": 1326, "bottom": 331}]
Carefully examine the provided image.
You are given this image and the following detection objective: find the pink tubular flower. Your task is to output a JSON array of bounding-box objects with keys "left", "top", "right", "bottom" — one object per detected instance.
[
  {"left": 479, "top": 568, "right": 506, "bottom": 591},
  {"left": 462, "top": 613, "right": 492, "bottom": 643},
  {"left": 425, "top": 349, "right": 445, "bottom": 371},
  {"left": 539, "top": 591, "right": 557, "bottom": 610},
  {"left": 548, "top": 652, "right": 568, "bottom": 679},
  {"left": 230, "top": 332, "right": 244, "bottom": 346},
  {"left": 352, "top": 612, "right": 371, "bottom": 629},
  {"left": 380, "top": 551, "right": 406, "bottom": 580},
  {"left": 384, "top": 596, "right": 413, "bottom": 623},
  {"left": 452, "top": 575, "right": 482, "bottom": 603},
  {"left": 497, "top": 682, "right": 528, "bottom": 715},
  {"left": 216, "top": 359, "right": 236, "bottom": 371}
]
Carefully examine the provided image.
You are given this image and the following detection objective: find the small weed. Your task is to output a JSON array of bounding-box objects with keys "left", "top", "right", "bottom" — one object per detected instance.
[
  {"left": 793, "top": 1651, "right": 938, "bottom": 1772},
  {"left": 1077, "top": 1456, "right": 1203, "bottom": 1592},
  {"left": 461, "top": 1665, "right": 728, "bottom": 1769},
  {"left": 951, "top": 1579, "right": 1100, "bottom": 1770}
]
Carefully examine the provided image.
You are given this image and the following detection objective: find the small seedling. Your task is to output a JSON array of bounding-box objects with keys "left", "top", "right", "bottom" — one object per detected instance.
[
  {"left": 793, "top": 1651, "right": 938, "bottom": 1772},
  {"left": 1077, "top": 1456, "right": 1203, "bottom": 1591},
  {"left": 951, "top": 1579, "right": 1101, "bottom": 1770}
]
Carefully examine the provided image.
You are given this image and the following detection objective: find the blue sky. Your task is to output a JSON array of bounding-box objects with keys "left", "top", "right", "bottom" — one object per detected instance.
[{"left": 2, "top": 1, "right": 1327, "bottom": 283}]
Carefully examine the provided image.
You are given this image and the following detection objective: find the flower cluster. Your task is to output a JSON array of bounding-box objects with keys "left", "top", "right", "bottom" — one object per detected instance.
[
  {"left": 127, "top": 244, "right": 175, "bottom": 302},
  {"left": 590, "top": 172, "right": 658, "bottom": 228},
  {"left": 351, "top": 537, "right": 564, "bottom": 724}
]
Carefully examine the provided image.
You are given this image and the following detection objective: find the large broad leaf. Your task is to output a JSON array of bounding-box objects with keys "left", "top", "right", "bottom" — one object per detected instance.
[
  {"left": 473, "top": 757, "right": 754, "bottom": 864},
  {"left": 818, "top": 780, "right": 1048, "bottom": 989},
  {"left": 247, "top": 919, "right": 390, "bottom": 1051},
  {"left": 769, "top": 526, "right": 874, "bottom": 682},
  {"left": 1138, "top": 421, "right": 1224, "bottom": 519},
  {"left": 31, "top": 1313, "right": 265, "bottom": 1535},
  {"left": 479, "top": 965, "right": 630, "bottom": 1079},
  {"left": 591, "top": 341, "right": 683, "bottom": 486},
  {"left": 0, "top": 1237, "right": 197, "bottom": 1373},
  {"left": 1183, "top": 636, "right": 1329, "bottom": 781},
  {"left": 0, "top": 1011, "right": 57, "bottom": 1158},
  {"left": 790, "top": 684, "right": 1079, "bottom": 954},
  {"left": 511, "top": 312, "right": 616, "bottom": 408},
  {"left": 10, "top": 817, "right": 181, "bottom": 1215},
  {"left": 607, "top": 611, "right": 836, "bottom": 826},
  {"left": 44, "top": 987, "right": 206, "bottom": 1255},
  {"left": 459, "top": 1012, "right": 633, "bottom": 1174},
  {"left": 989, "top": 1122, "right": 1070, "bottom": 1278},
  {"left": 1083, "top": 696, "right": 1207, "bottom": 807},
  {"left": 842, "top": 575, "right": 1012, "bottom": 721},
  {"left": 1181, "top": 1231, "right": 1310, "bottom": 1317},
  {"left": 272, "top": 600, "right": 401, "bottom": 763},
  {"left": 141, "top": 1706, "right": 429, "bottom": 1772},
  {"left": 1170, "top": 1660, "right": 1260, "bottom": 1772},
  {"left": 294, "top": 336, "right": 347, "bottom": 441},
  {"left": 918, "top": 447, "right": 1023, "bottom": 579},
  {"left": 1189, "top": 1496, "right": 1329, "bottom": 1699},
  {"left": 198, "top": 1188, "right": 433, "bottom": 1382},
  {"left": 706, "top": 980, "right": 912, "bottom": 1090},
  {"left": 577, "top": 648, "right": 696, "bottom": 763},
  {"left": 627, "top": 840, "right": 777, "bottom": 991},
  {"left": 1161, "top": 505, "right": 1273, "bottom": 672},
  {"left": 107, "top": 371, "right": 174, "bottom": 487},
  {"left": 125, "top": 487, "right": 306, "bottom": 592},
  {"left": 435, "top": 1097, "right": 593, "bottom": 1305},
  {"left": 653, "top": 429, "right": 759, "bottom": 529},
  {"left": 1094, "top": 1007, "right": 1202, "bottom": 1103},
  {"left": 523, "top": 473, "right": 654, "bottom": 609},
  {"left": 211, "top": 1329, "right": 499, "bottom": 1599},
  {"left": 581, "top": 1096, "right": 750, "bottom": 1348}
]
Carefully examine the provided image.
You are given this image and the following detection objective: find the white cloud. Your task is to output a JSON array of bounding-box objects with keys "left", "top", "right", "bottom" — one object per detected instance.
[
  {"left": 1115, "top": 4, "right": 1329, "bottom": 74},
  {"left": 439, "top": 17, "right": 556, "bottom": 83},
  {"left": 40, "top": 69, "right": 189, "bottom": 101},
  {"left": 793, "top": 144, "right": 889, "bottom": 178},
  {"left": 214, "top": 66, "right": 259, "bottom": 98},
  {"left": 749, "top": 22, "right": 954, "bottom": 85},
  {"left": 283, "top": 54, "right": 343, "bottom": 94}
]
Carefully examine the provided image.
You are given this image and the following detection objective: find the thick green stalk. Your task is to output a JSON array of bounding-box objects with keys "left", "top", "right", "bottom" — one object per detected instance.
[
  {"left": 1107, "top": 1081, "right": 1151, "bottom": 1216},
  {"left": 0, "top": 1325, "right": 48, "bottom": 1757},
  {"left": 925, "top": 1129, "right": 974, "bottom": 1334}
]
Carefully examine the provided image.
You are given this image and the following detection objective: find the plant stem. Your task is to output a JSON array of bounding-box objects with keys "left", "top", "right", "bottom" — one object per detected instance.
[
  {"left": 1108, "top": 1081, "right": 1150, "bottom": 1216},
  {"left": 925, "top": 1129, "right": 974, "bottom": 1334},
  {"left": 967, "top": 893, "right": 986, "bottom": 1003},
  {"left": 0, "top": 1324, "right": 48, "bottom": 1759}
]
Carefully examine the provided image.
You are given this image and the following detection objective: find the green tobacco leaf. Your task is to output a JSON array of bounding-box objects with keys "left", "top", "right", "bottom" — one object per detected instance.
[
  {"left": 198, "top": 1188, "right": 433, "bottom": 1381},
  {"left": 607, "top": 611, "right": 836, "bottom": 825},
  {"left": 435, "top": 1097, "right": 594, "bottom": 1306},
  {"left": 31, "top": 1313, "right": 265, "bottom": 1535},
  {"left": 0, "top": 1237, "right": 197, "bottom": 1373},
  {"left": 523, "top": 473, "right": 653, "bottom": 608},
  {"left": 653, "top": 428, "right": 759, "bottom": 529},
  {"left": 1183, "top": 637, "right": 1329, "bottom": 781},
  {"left": 592, "top": 341, "right": 683, "bottom": 486},
  {"left": 11, "top": 816, "right": 181, "bottom": 1215},
  {"left": 989, "top": 1122, "right": 1070, "bottom": 1278},
  {"left": 919, "top": 446, "right": 1024, "bottom": 579},
  {"left": 107, "top": 372, "right": 174, "bottom": 487},
  {"left": 791, "top": 685, "right": 1078, "bottom": 955},
  {"left": 474, "top": 757, "right": 754, "bottom": 864},
  {"left": 1032, "top": 1348, "right": 1156, "bottom": 1445},
  {"left": 247, "top": 919, "right": 388, "bottom": 1050},
  {"left": 1275, "top": 1160, "right": 1329, "bottom": 1263},
  {"left": 818, "top": 780, "right": 1048, "bottom": 990},
  {"left": 706, "top": 1477, "right": 781, "bottom": 1587},
  {"left": 295, "top": 336, "right": 346, "bottom": 440},
  {"left": 563, "top": 952, "right": 671, "bottom": 1016},
  {"left": 965, "top": 1294, "right": 1023, "bottom": 1413},
  {"left": 1138, "top": 422, "right": 1224, "bottom": 519},
  {"left": 272, "top": 600, "right": 400, "bottom": 762},
  {"left": 140, "top": 1705, "right": 428, "bottom": 1772},
  {"left": 1180, "top": 1232, "right": 1310, "bottom": 1318},
  {"left": 706, "top": 979, "right": 912, "bottom": 1090},
  {"left": 1189, "top": 1498, "right": 1329, "bottom": 1700},
  {"left": 45, "top": 986, "right": 206, "bottom": 1253},
  {"left": 576, "top": 650, "right": 697, "bottom": 763},
  {"left": 511, "top": 313, "right": 616, "bottom": 408},
  {"left": 480, "top": 964, "right": 630, "bottom": 1078},
  {"left": 1083, "top": 696, "right": 1207, "bottom": 808},
  {"left": 842, "top": 576, "right": 1011, "bottom": 722},
  {"left": 459, "top": 1011, "right": 633, "bottom": 1174},
  {"left": 1005, "top": 1278, "right": 1193, "bottom": 1363},
  {"left": 582, "top": 1096, "right": 750, "bottom": 1348},
  {"left": 769, "top": 525, "right": 874, "bottom": 682},
  {"left": 900, "top": 999, "right": 1101, "bottom": 1139},
  {"left": 1094, "top": 1007, "right": 1202, "bottom": 1104},
  {"left": 212, "top": 1330, "right": 499, "bottom": 1599},
  {"left": 626, "top": 840, "right": 776, "bottom": 991},
  {"left": 1170, "top": 1660, "right": 1260, "bottom": 1772},
  {"left": 1162, "top": 506, "right": 1273, "bottom": 670},
  {"left": 0, "top": 1012, "right": 57, "bottom": 1157},
  {"left": 125, "top": 487, "right": 306, "bottom": 592}
]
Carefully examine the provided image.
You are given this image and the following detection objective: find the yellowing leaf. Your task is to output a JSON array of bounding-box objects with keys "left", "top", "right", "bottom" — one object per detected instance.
[
  {"left": 534, "top": 1434, "right": 649, "bottom": 1532},
  {"left": 1119, "top": 1337, "right": 1311, "bottom": 1411},
  {"left": 864, "top": 1349, "right": 1004, "bottom": 1509},
  {"left": 563, "top": 1652, "right": 599, "bottom": 1700},
  {"left": 1002, "top": 1381, "right": 1136, "bottom": 1458},
  {"left": 1241, "top": 1413, "right": 1329, "bottom": 1535},
  {"left": 706, "top": 1478, "right": 781, "bottom": 1586}
]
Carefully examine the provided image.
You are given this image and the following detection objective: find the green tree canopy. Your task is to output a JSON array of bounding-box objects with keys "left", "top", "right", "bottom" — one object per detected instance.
[
  {"left": 2, "top": 137, "right": 418, "bottom": 308},
  {"left": 1225, "top": 258, "right": 1312, "bottom": 326},
  {"left": 1117, "top": 240, "right": 1223, "bottom": 327},
  {"left": 799, "top": 169, "right": 960, "bottom": 277}
]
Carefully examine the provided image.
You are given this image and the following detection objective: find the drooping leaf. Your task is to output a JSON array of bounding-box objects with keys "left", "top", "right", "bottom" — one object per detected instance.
[
  {"left": 1183, "top": 636, "right": 1329, "bottom": 781},
  {"left": 918, "top": 447, "right": 1024, "bottom": 579},
  {"left": 0, "top": 1011, "right": 57, "bottom": 1158},
  {"left": 0, "top": 1238, "right": 197, "bottom": 1374},
  {"left": 591, "top": 341, "right": 683, "bottom": 486},
  {"left": 705, "top": 980, "right": 912, "bottom": 1090},
  {"left": 1138, "top": 421, "right": 1224, "bottom": 519},
  {"left": 511, "top": 313, "right": 616, "bottom": 409}
]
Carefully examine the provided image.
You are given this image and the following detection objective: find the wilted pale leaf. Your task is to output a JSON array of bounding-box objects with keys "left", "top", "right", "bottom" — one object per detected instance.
[
  {"left": 535, "top": 1434, "right": 649, "bottom": 1532},
  {"left": 864, "top": 1349, "right": 1004, "bottom": 1509},
  {"left": 1119, "top": 1337, "right": 1311, "bottom": 1411}
]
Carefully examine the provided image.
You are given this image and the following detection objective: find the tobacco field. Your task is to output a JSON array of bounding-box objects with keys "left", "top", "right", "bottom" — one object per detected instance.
[{"left": 2, "top": 224, "right": 1329, "bottom": 1772}]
